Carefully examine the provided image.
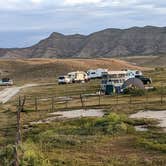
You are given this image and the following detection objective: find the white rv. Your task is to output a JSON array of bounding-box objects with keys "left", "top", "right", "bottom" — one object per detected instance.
[
  {"left": 68, "top": 71, "right": 88, "bottom": 83},
  {"left": 87, "top": 68, "right": 108, "bottom": 79}
]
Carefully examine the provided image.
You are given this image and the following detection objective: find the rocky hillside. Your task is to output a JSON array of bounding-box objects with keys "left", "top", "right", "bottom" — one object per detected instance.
[{"left": 0, "top": 26, "right": 166, "bottom": 58}]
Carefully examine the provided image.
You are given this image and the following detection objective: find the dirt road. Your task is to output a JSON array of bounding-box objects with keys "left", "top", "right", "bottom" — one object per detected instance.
[{"left": 0, "top": 84, "right": 38, "bottom": 104}]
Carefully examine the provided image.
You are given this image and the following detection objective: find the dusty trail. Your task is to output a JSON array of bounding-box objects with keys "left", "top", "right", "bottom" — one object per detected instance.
[{"left": 0, "top": 84, "right": 38, "bottom": 104}]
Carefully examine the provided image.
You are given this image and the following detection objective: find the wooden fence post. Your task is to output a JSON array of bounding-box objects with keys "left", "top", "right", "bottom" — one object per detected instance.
[
  {"left": 116, "top": 93, "right": 119, "bottom": 105},
  {"left": 51, "top": 97, "right": 54, "bottom": 112},
  {"left": 80, "top": 94, "right": 84, "bottom": 108},
  {"left": 129, "top": 95, "right": 132, "bottom": 104},
  {"left": 146, "top": 92, "right": 148, "bottom": 104},
  {"left": 65, "top": 96, "right": 68, "bottom": 109},
  {"left": 160, "top": 84, "right": 164, "bottom": 104},
  {"left": 35, "top": 97, "right": 38, "bottom": 111},
  {"left": 14, "top": 96, "right": 26, "bottom": 166},
  {"left": 98, "top": 91, "right": 101, "bottom": 106},
  {"left": 161, "top": 92, "right": 163, "bottom": 104}
]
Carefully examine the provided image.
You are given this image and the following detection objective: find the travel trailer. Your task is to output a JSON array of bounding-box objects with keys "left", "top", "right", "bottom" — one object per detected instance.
[
  {"left": 68, "top": 71, "right": 88, "bottom": 83},
  {"left": 87, "top": 68, "right": 108, "bottom": 79}
]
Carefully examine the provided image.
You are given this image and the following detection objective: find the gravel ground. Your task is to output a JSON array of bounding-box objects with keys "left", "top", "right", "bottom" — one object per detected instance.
[
  {"left": 130, "top": 110, "right": 166, "bottom": 131},
  {"left": 30, "top": 109, "right": 104, "bottom": 125}
]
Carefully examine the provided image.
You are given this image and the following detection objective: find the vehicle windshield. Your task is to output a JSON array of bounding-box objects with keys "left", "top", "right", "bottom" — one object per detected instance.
[{"left": 59, "top": 76, "right": 65, "bottom": 79}]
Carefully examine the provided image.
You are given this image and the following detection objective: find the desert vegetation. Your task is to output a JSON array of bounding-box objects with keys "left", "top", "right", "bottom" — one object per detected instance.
[{"left": 0, "top": 64, "right": 166, "bottom": 166}]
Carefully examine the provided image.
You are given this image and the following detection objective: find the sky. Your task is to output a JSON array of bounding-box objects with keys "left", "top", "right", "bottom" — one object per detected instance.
[{"left": 0, "top": 0, "right": 166, "bottom": 48}]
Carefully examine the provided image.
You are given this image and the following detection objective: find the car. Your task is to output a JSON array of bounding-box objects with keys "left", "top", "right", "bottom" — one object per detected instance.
[
  {"left": 58, "top": 76, "right": 71, "bottom": 84},
  {"left": 0, "top": 78, "right": 13, "bottom": 86},
  {"left": 135, "top": 75, "right": 152, "bottom": 85}
]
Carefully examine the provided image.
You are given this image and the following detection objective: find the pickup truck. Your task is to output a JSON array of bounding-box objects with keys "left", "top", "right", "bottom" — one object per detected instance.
[
  {"left": 135, "top": 75, "right": 152, "bottom": 85},
  {"left": 0, "top": 78, "right": 13, "bottom": 86}
]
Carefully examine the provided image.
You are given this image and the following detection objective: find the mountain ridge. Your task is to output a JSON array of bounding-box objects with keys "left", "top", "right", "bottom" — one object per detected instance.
[{"left": 0, "top": 26, "right": 166, "bottom": 58}]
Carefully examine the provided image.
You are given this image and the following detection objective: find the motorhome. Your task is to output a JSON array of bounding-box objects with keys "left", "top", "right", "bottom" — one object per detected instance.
[
  {"left": 87, "top": 68, "right": 108, "bottom": 79},
  {"left": 68, "top": 71, "right": 88, "bottom": 83}
]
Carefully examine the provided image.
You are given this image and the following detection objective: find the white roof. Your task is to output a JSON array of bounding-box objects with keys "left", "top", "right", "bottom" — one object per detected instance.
[
  {"left": 68, "top": 71, "right": 86, "bottom": 75},
  {"left": 87, "top": 68, "right": 108, "bottom": 72},
  {"left": 107, "top": 71, "right": 127, "bottom": 75}
]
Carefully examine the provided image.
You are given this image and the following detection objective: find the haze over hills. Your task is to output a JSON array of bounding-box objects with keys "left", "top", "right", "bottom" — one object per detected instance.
[{"left": 0, "top": 26, "right": 166, "bottom": 58}]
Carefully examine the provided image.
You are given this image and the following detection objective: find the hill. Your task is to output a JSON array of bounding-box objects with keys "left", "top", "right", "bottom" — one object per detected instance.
[
  {"left": 0, "top": 58, "right": 149, "bottom": 83},
  {"left": 0, "top": 26, "right": 166, "bottom": 58},
  {"left": 120, "top": 55, "right": 166, "bottom": 67}
]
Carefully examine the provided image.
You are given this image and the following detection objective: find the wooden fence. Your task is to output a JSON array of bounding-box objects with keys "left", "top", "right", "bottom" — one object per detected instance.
[
  {"left": 12, "top": 91, "right": 166, "bottom": 165},
  {"left": 20, "top": 92, "right": 166, "bottom": 112}
]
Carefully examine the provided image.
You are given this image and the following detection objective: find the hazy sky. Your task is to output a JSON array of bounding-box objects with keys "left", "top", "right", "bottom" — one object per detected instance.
[{"left": 0, "top": 0, "right": 166, "bottom": 48}]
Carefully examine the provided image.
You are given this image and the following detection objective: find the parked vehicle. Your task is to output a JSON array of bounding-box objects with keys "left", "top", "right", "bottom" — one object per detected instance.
[
  {"left": 0, "top": 78, "right": 13, "bottom": 86},
  {"left": 123, "top": 69, "right": 143, "bottom": 79},
  {"left": 58, "top": 76, "right": 71, "bottom": 84},
  {"left": 101, "top": 71, "right": 128, "bottom": 92},
  {"left": 68, "top": 71, "right": 88, "bottom": 83},
  {"left": 87, "top": 68, "right": 108, "bottom": 79},
  {"left": 135, "top": 75, "right": 152, "bottom": 85}
]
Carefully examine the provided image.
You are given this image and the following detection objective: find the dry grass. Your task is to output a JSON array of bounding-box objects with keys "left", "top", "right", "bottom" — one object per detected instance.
[
  {"left": 0, "top": 58, "right": 150, "bottom": 84},
  {"left": 0, "top": 59, "right": 165, "bottom": 166}
]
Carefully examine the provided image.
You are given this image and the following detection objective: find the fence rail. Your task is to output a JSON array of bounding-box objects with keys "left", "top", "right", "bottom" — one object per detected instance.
[{"left": 21, "top": 92, "right": 166, "bottom": 112}]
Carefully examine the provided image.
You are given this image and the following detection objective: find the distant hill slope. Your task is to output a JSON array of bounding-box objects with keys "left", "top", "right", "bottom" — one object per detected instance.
[
  {"left": 120, "top": 55, "right": 166, "bottom": 67},
  {"left": 0, "top": 58, "right": 149, "bottom": 83},
  {"left": 0, "top": 26, "right": 166, "bottom": 58}
]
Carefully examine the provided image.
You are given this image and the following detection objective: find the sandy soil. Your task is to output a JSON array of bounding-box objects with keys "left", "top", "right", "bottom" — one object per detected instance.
[
  {"left": 30, "top": 109, "right": 104, "bottom": 125},
  {"left": 130, "top": 110, "right": 166, "bottom": 131}
]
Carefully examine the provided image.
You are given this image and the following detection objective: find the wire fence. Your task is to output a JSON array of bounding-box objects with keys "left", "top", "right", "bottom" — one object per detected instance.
[{"left": 21, "top": 91, "right": 166, "bottom": 112}]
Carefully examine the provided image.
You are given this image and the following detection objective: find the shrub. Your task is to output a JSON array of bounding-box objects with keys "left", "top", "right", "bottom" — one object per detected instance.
[
  {"left": 0, "top": 144, "right": 15, "bottom": 166},
  {"left": 20, "top": 140, "right": 51, "bottom": 166},
  {"left": 155, "top": 67, "right": 165, "bottom": 71},
  {"left": 136, "top": 132, "right": 166, "bottom": 153},
  {"left": 95, "top": 113, "right": 129, "bottom": 135},
  {"left": 123, "top": 88, "right": 145, "bottom": 96}
]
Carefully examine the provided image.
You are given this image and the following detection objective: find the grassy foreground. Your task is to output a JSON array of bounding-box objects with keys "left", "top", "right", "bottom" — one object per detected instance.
[{"left": 0, "top": 68, "right": 166, "bottom": 166}]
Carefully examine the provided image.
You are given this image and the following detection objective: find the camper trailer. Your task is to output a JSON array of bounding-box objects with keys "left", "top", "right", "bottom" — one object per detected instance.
[
  {"left": 68, "top": 71, "right": 88, "bottom": 83},
  {"left": 87, "top": 68, "right": 108, "bottom": 79}
]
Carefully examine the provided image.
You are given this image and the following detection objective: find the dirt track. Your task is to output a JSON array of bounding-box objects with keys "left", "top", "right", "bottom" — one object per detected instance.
[{"left": 0, "top": 84, "right": 38, "bottom": 104}]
